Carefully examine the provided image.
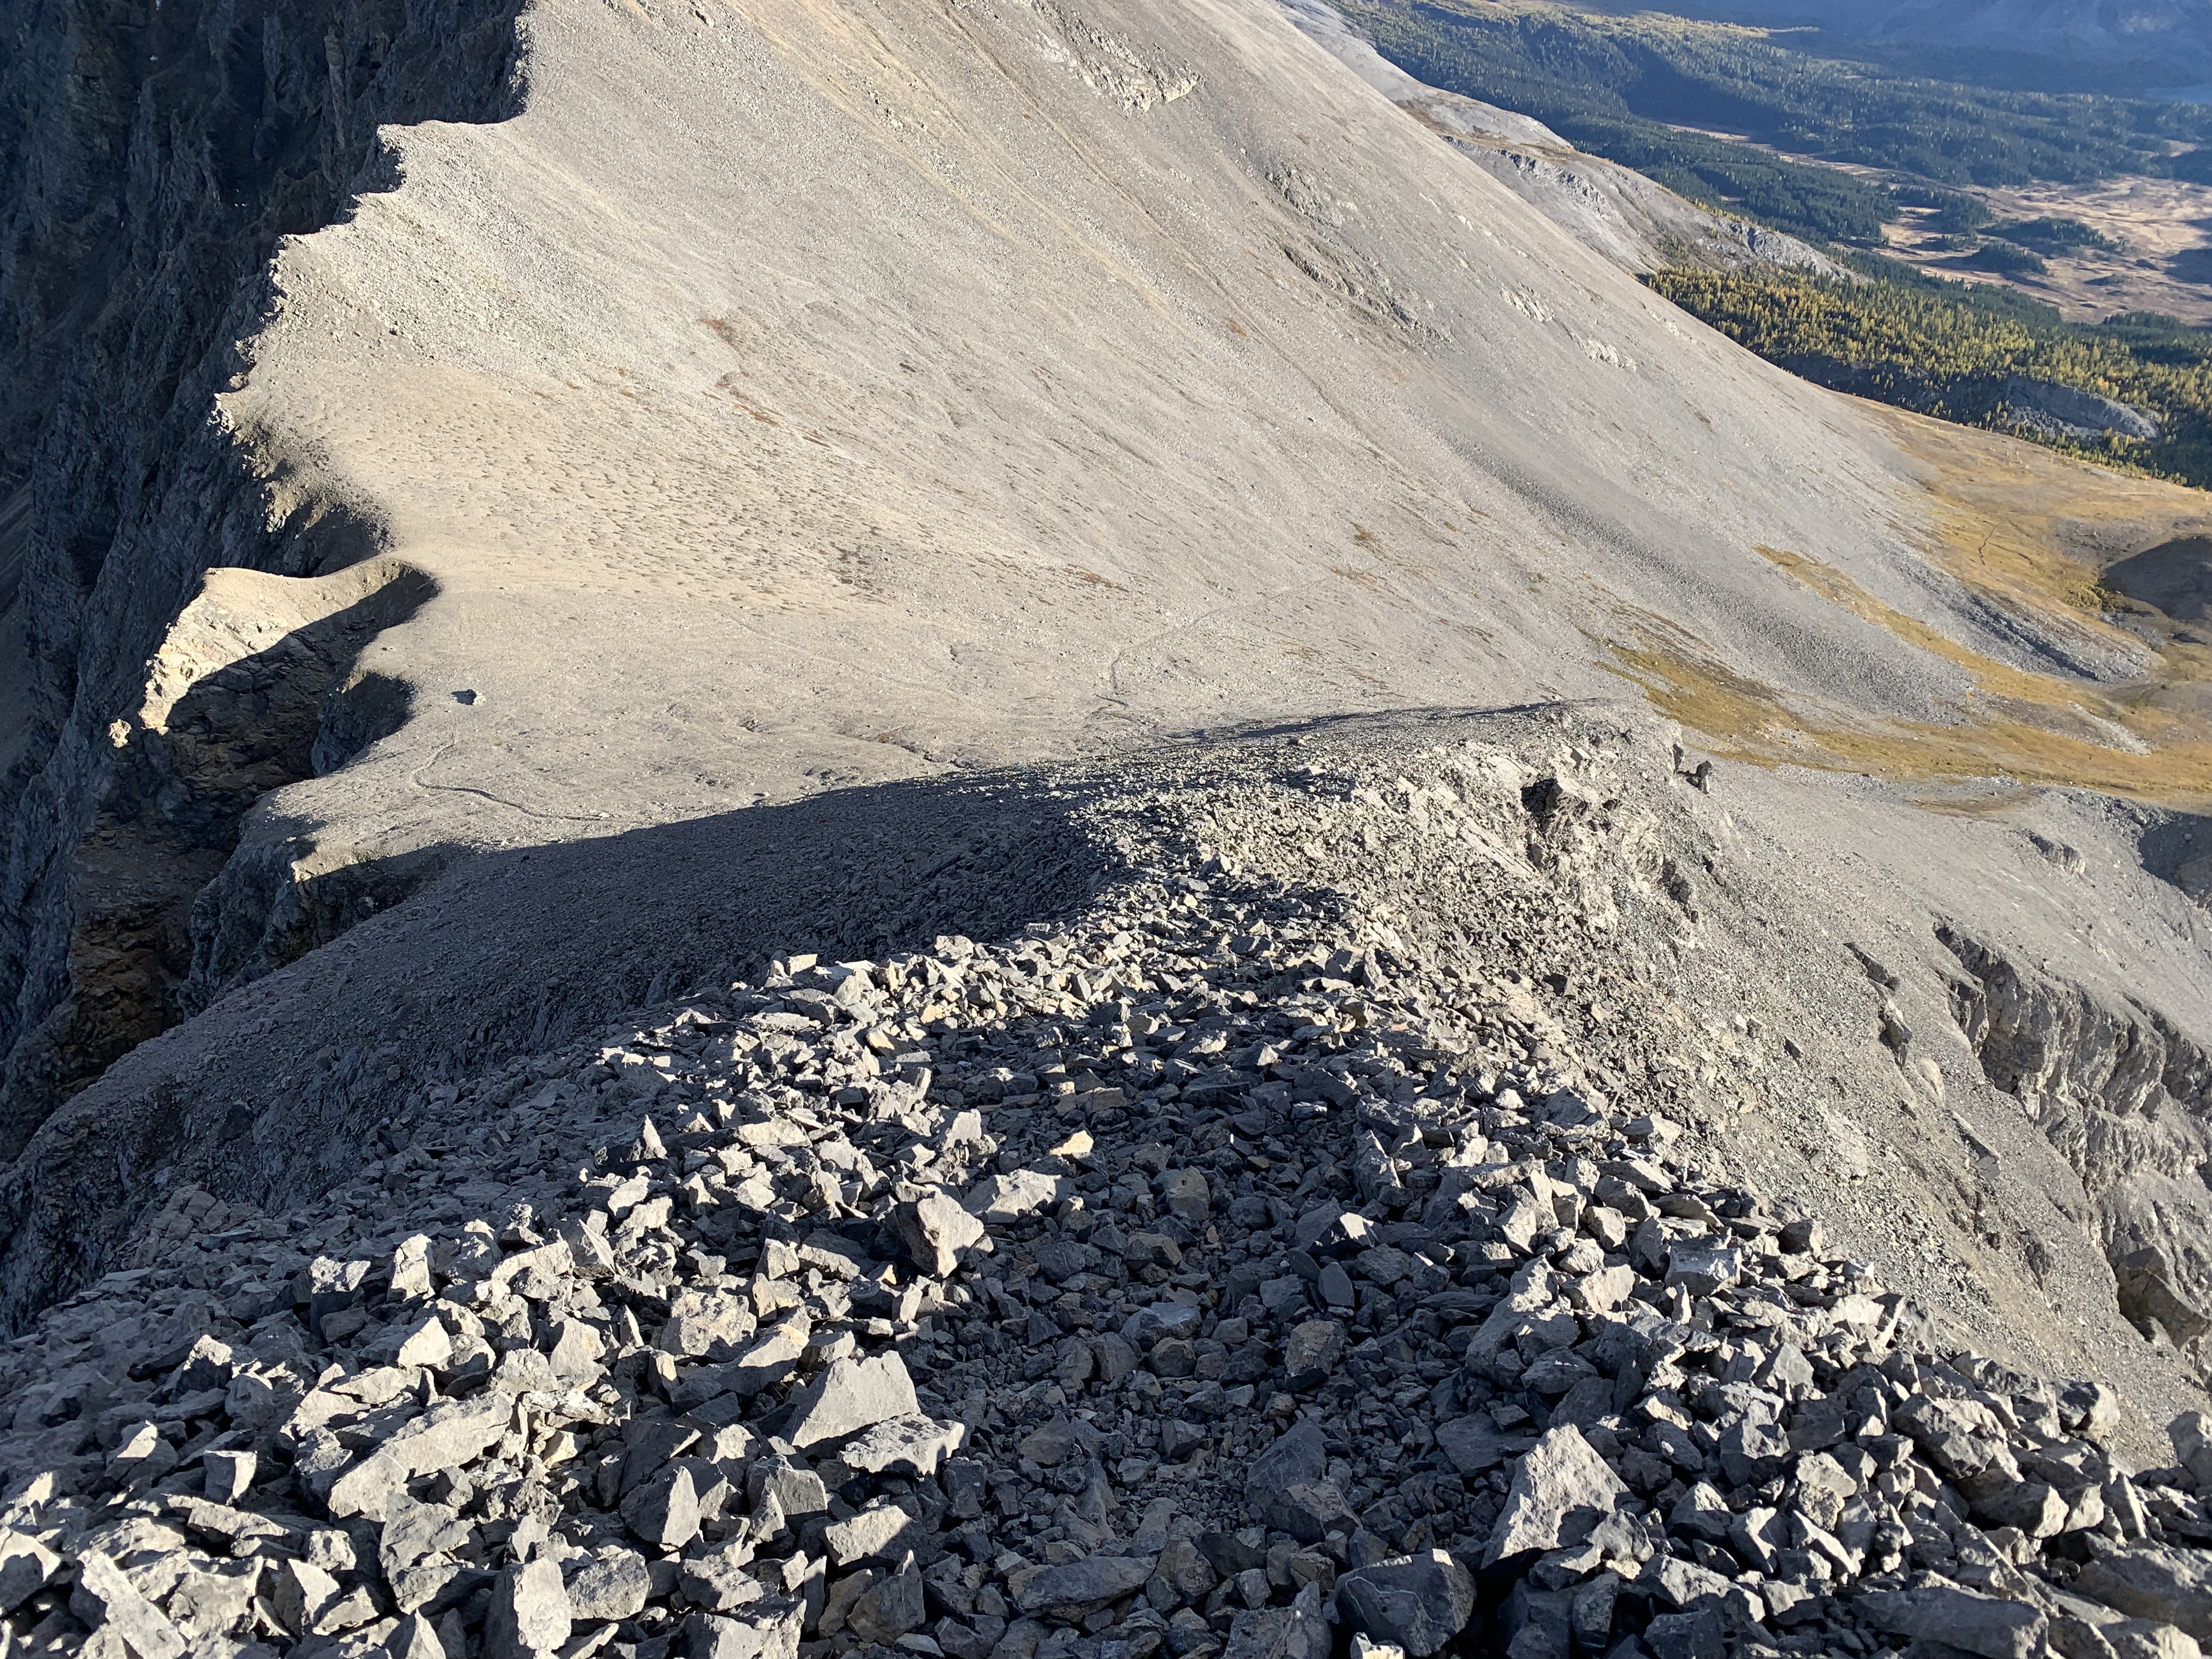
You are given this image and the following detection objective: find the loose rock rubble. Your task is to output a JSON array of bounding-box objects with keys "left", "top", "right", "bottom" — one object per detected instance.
[{"left": 7, "top": 729, "right": 2212, "bottom": 1659}]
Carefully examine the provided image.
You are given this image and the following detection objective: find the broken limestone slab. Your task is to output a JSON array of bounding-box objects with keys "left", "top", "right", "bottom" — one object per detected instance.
[
  {"left": 1224, "top": 1579, "right": 1331, "bottom": 1659},
  {"left": 839, "top": 1413, "right": 967, "bottom": 1479},
  {"left": 324, "top": 1391, "right": 516, "bottom": 1521},
  {"left": 485, "top": 1558, "right": 572, "bottom": 1659},
  {"left": 684, "top": 1596, "right": 806, "bottom": 1659},
  {"left": 965, "top": 1170, "right": 1071, "bottom": 1223},
  {"left": 2078, "top": 1547, "right": 2212, "bottom": 1642},
  {"left": 568, "top": 1548, "right": 653, "bottom": 1622},
  {"left": 1012, "top": 1554, "right": 1160, "bottom": 1620},
  {"left": 70, "top": 1550, "right": 188, "bottom": 1659},
  {"left": 1857, "top": 1584, "right": 2049, "bottom": 1659},
  {"left": 1434, "top": 1417, "right": 1512, "bottom": 1476},
  {"left": 1484, "top": 1424, "right": 1629, "bottom": 1567},
  {"left": 1282, "top": 1318, "right": 1347, "bottom": 1376},
  {"left": 825, "top": 1499, "right": 922, "bottom": 1567},
  {"left": 1663, "top": 1243, "right": 1741, "bottom": 1297},
  {"left": 784, "top": 1352, "right": 918, "bottom": 1448},
  {"left": 846, "top": 1566, "right": 927, "bottom": 1644},
  {"left": 622, "top": 1464, "right": 703, "bottom": 1551},
  {"left": 0, "top": 1529, "right": 62, "bottom": 1613},
  {"left": 1246, "top": 1420, "right": 1325, "bottom": 1495},
  {"left": 894, "top": 1187, "right": 988, "bottom": 1276}
]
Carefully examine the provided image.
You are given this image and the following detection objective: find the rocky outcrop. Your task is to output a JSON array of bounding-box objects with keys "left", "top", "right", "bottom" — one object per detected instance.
[
  {"left": 0, "top": 557, "right": 442, "bottom": 1161},
  {"left": 0, "top": 0, "right": 523, "bottom": 1157},
  {"left": 1940, "top": 927, "right": 2212, "bottom": 1353},
  {"left": 2002, "top": 377, "right": 2164, "bottom": 445}
]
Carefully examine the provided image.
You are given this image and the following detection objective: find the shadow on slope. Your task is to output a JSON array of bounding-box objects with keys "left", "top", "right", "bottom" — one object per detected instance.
[
  {"left": 2106, "top": 535, "right": 2212, "bottom": 622},
  {"left": 0, "top": 763, "right": 1124, "bottom": 1333},
  {"left": 0, "top": 0, "right": 529, "bottom": 1248},
  {"left": 0, "top": 561, "right": 439, "bottom": 1164}
]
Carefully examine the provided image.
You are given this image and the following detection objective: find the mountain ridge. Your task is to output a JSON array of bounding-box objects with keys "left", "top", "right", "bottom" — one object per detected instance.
[
  {"left": 2, "top": 0, "right": 2211, "bottom": 1460},
  {"left": 6, "top": 5, "right": 2212, "bottom": 1657}
]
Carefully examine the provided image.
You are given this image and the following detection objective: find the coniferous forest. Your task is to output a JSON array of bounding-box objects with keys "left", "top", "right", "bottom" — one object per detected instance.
[{"left": 1647, "top": 270, "right": 2212, "bottom": 488}]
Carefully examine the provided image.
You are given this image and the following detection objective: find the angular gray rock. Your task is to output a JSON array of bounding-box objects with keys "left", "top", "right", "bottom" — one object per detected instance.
[
  {"left": 1333, "top": 1551, "right": 1476, "bottom": 1658},
  {"left": 785, "top": 1353, "right": 918, "bottom": 1448},
  {"left": 966, "top": 1171, "right": 1070, "bottom": 1223},
  {"left": 569, "top": 1548, "right": 654, "bottom": 1621},
  {"left": 2078, "top": 1548, "right": 2212, "bottom": 1642},
  {"left": 0, "top": 1531, "right": 60, "bottom": 1615},
  {"left": 840, "top": 1413, "right": 968, "bottom": 1477},
  {"left": 1013, "top": 1555, "right": 1158, "bottom": 1618},
  {"left": 623, "top": 1465, "right": 703, "bottom": 1551},
  {"left": 895, "top": 1188, "right": 988, "bottom": 1276},
  {"left": 847, "top": 1567, "right": 927, "bottom": 1644},
  {"left": 1282, "top": 1318, "right": 1347, "bottom": 1376},
  {"left": 485, "top": 1559, "right": 572, "bottom": 1659},
  {"left": 1485, "top": 1425, "right": 1629, "bottom": 1566},
  {"left": 825, "top": 1499, "right": 919, "bottom": 1566},
  {"left": 1858, "top": 1584, "right": 2049, "bottom": 1659},
  {"left": 1246, "top": 1421, "right": 1325, "bottom": 1498},
  {"left": 1224, "top": 1579, "right": 1331, "bottom": 1659},
  {"left": 1664, "top": 1243, "right": 1741, "bottom": 1296},
  {"left": 1434, "top": 1417, "right": 1510, "bottom": 1475},
  {"left": 683, "top": 1541, "right": 767, "bottom": 1613},
  {"left": 684, "top": 1598, "right": 806, "bottom": 1659},
  {"left": 70, "top": 1551, "right": 188, "bottom": 1659}
]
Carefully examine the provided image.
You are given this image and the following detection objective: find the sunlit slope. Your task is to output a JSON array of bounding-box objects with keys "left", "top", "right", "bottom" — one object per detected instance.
[
  {"left": 1612, "top": 407, "right": 2212, "bottom": 805},
  {"left": 225, "top": 0, "right": 2211, "bottom": 879}
]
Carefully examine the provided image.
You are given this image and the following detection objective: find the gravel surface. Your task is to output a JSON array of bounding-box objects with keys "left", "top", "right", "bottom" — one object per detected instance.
[{"left": 8, "top": 709, "right": 2212, "bottom": 1659}]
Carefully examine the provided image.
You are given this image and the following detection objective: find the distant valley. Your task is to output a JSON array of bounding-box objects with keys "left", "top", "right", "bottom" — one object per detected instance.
[{"left": 1340, "top": 0, "right": 2212, "bottom": 485}]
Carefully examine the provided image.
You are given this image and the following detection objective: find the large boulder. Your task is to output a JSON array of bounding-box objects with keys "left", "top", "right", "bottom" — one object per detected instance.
[
  {"left": 1333, "top": 1551, "right": 1477, "bottom": 1657},
  {"left": 1483, "top": 1425, "right": 1629, "bottom": 1567}
]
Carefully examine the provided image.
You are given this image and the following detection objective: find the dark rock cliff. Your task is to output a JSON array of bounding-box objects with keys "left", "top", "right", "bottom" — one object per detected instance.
[{"left": 0, "top": 0, "right": 522, "bottom": 1161}]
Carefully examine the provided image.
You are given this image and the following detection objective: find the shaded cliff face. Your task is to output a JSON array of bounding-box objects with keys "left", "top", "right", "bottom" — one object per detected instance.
[{"left": 0, "top": 0, "right": 522, "bottom": 1158}]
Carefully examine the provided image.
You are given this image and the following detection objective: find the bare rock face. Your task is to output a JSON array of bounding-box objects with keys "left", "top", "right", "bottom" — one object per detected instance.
[
  {"left": 1942, "top": 927, "right": 2212, "bottom": 1347},
  {"left": 0, "top": 0, "right": 525, "bottom": 1166}
]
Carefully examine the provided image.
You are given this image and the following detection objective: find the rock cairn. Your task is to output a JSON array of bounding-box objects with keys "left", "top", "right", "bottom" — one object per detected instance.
[{"left": 7, "top": 746, "right": 2212, "bottom": 1659}]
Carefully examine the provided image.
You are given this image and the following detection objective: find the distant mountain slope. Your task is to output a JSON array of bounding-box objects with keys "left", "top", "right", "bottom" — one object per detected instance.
[
  {"left": 1687, "top": 0, "right": 2212, "bottom": 80},
  {"left": 1279, "top": 0, "right": 1849, "bottom": 277}
]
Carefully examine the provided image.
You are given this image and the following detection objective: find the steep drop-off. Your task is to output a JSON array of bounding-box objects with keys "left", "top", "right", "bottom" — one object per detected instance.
[{"left": 0, "top": 0, "right": 522, "bottom": 1156}]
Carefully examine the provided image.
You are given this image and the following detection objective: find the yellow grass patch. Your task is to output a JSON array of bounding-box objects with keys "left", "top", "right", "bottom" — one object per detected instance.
[{"left": 1604, "top": 410, "right": 2212, "bottom": 806}]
